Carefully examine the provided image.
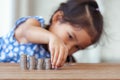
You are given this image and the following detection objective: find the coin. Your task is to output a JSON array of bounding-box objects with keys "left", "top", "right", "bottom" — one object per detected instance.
[
  {"left": 37, "top": 58, "right": 44, "bottom": 70},
  {"left": 29, "top": 56, "right": 36, "bottom": 70},
  {"left": 44, "top": 58, "right": 52, "bottom": 70},
  {"left": 20, "top": 54, "right": 27, "bottom": 70}
]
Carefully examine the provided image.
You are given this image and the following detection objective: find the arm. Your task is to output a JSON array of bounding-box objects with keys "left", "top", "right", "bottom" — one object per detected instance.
[
  {"left": 15, "top": 18, "right": 52, "bottom": 44},
  {"left": 15, "top": 18, "right": 68, "bottom": 68}
]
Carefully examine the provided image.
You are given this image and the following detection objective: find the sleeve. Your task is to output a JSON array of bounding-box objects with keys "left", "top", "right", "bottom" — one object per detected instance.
[
  {"left": 13, "top": 16, "right": 45, "bottom": 30},
  {"left": 8, "top": 16, "right": 45, "bottom": 40},
  {"left": 15, "top": 16, "right": 44, "bottom": 28},
  {"left": 7, "top": 16, "right": 45, "bottom": 42}
]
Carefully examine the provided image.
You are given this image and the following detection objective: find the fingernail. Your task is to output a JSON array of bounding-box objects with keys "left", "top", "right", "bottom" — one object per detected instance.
[{"left": 52, "top": 66, "right": 54, "bottom": 69}]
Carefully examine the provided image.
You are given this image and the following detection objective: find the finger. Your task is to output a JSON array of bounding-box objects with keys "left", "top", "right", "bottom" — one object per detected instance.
[
  {"left": 60, "top": 48, "right": 68, "bottom": 67},
  {"left": 56, "top": 46, "right": 65, "bottom": 67},
  {"left": 52, "top": 46, "right": 59, "bottom": 68},
  {"left": 49, "top": 46, "right": 55, "bottom": 63}
]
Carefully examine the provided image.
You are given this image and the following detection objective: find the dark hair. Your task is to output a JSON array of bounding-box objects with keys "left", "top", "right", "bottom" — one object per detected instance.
[{"left": 49, "top": 0, "right": 103, "bottom": 44}]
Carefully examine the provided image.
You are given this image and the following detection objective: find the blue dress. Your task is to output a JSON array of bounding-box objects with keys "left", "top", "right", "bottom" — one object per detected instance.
[{"left": 0, "top": 16, "right": 50, "bottom": 63}]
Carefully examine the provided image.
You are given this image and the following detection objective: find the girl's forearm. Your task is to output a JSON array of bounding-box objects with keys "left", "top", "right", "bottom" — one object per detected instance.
[
  {"left": 23, "top": 25, "right": 53, "bottom": 44},
  {"left": 15, "top": 18, "right": 53, "bottom": 44}
]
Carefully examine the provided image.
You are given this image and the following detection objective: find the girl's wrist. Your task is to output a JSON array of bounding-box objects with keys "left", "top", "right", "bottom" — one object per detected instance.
[{"left": 48, "top": 33, "right": 55, "bottom": 42}]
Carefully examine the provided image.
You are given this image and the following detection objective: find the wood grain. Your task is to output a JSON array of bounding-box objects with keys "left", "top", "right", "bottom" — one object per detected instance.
[{"left": 0, "top": 63, "right": 120, "bottom": 80}]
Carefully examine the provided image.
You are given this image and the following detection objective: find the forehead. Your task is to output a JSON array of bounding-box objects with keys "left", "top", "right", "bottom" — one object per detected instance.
[{"left": 73, "top": 28, "right": 92, "bottom": 49}]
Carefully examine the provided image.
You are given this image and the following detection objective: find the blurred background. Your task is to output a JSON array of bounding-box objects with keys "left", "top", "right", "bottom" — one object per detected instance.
[{"left": 0, "top": 0, "right": 120, "bottom": 63}]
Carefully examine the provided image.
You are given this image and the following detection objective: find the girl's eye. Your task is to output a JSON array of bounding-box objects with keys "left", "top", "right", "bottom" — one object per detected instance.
[
  {"left": 68, "top": 34, "right": 73, "bottom": 40},
  {"left": 75, "top": 45, "right": 80, "bottom": 50}
]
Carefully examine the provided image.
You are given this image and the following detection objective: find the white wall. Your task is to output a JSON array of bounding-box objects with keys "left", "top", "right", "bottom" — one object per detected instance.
[
  {"left": 0, "top": 0, "right": 13, "bottom": 36},
  {"left": 101, "top": 0, "right": 120, "bottom": 63},
  {"left": 11, "top": 0, "right": 66, "bottom": 24}
]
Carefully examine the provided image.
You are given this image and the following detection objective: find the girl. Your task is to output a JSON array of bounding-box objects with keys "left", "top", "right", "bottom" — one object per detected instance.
[{"left": 0, "top": 0, "right": 103, "bottom": 68}]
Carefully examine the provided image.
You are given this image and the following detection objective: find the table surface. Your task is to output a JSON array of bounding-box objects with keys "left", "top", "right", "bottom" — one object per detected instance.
[{"left": 0, "top": 63, "right": 120, "bottom": 80}]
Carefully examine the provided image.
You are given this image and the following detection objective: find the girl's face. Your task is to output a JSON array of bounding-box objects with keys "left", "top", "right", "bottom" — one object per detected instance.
[
  {"left": 49, "top": 11, "right": 92, "bottom": 55},
  {"left": 49, "top": 21, "right": 92, "bottom": 55}
]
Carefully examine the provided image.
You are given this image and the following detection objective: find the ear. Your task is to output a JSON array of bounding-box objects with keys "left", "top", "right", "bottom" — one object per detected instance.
[{"left": 52, "top": 11, "right": 64, "bottom": 24}]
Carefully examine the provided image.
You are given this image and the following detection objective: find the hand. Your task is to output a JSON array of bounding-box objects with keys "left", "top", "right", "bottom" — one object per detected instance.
[{"left": 48, "top": 34, "right": 68, "bottom": 68}]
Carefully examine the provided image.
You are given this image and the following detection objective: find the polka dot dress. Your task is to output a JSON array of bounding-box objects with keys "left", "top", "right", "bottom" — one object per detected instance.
[{"left": 0, "top": 16, "right": 50, "bottom": 63}]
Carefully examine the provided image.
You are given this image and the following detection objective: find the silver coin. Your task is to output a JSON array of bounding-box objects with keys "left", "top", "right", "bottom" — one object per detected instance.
[
  {"left": 37, "top": 58, "right": 44, "bottom": 70},
  {"left": 20, "top": 54, "right": 27, "bottom": 70},
  {"left": 44, "top": 58, "right": 51, "bottom": 63},
  {"left": 44, "top": 58, "right": 52, "bottom": 70},
  {"left": 29, "top": 56, "right": 36, "bottom": 70}
]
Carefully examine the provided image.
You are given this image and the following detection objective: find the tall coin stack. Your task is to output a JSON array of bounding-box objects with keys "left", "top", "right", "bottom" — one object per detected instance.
[
  {"left": 44, "top": 58, "right": 52, "bottom": 70},
  {"left": 20, "top": 54, "right": 28, "bottom": 70}
]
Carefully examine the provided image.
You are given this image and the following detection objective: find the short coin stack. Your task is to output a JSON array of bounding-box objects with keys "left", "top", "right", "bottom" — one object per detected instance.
[
  {"left": 44, "top": 58, "right": 51, "bottom": 70},
  {"left": 37, "top": 58, "right": 44, "bottom": 70},
  {"left": 20, "top": 54, "right": 52, "bottom": 70}
]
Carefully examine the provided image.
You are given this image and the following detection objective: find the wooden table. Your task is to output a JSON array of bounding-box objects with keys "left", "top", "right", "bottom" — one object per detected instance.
[{"left": 0, "top": 63, "right": 120, "bottom": 80}]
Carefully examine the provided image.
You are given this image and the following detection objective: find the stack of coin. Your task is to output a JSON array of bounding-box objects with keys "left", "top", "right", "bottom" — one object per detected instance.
[
  {"left": 44, "top": 58, "right": 52, "bottom": 70},
  {"left": 29, "top": 56, "right": 36, "bottom": 70},
  {"left": 20, "top": 55, "right": 53, "bottom": 70},
  {"left": 37, "top": 58, "right": 44, "bottom": 70},
  {"left": 20, "top": 54, "right": 28, "bottom": 70}
]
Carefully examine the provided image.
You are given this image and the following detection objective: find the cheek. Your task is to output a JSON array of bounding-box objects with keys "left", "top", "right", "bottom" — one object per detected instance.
[
  {"left": 58, "top": 34, "right": 68, "bottom": 44},
  {"left": 68, "top": 48, "right": 78, "bottom": 55}
]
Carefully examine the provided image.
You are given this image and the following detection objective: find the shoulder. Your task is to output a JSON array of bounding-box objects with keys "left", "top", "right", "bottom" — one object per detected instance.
[
  {"left": 14, "top": 16, "right": 45, "bottom": 29},
  {"left": 25, "top": 18, "right": 41, "bottom": 27},
  {"left": 14, "top": 16, "right": 45, "bottom": 43}
]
